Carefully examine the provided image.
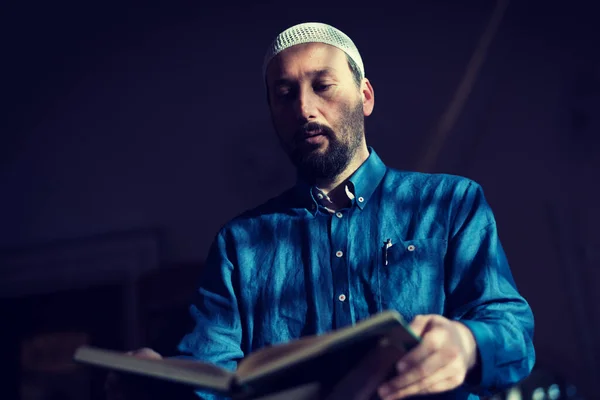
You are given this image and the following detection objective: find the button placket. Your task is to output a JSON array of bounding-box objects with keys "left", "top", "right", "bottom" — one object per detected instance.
[{"left": 330, "top": 202, "right": 350, "bottom": 329}]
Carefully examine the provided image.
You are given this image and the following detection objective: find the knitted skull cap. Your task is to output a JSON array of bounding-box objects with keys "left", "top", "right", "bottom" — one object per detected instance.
[{"left": 263, "top": 22, "right": 365, "bottom": 80}]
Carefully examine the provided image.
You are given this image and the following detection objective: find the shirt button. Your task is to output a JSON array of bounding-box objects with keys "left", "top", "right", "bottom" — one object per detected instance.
[
  {"left": 407, "top": 244, "right": 416, "bottom": 251},
  {"left": 335, "top": 250, "right": 343, "bottom": 258},
  {"left": 338, "top": 294, "right": 346, "bottom": 302},
  {"left": 335, "top": 212, "right": 343, "bottom": 218},
  {"left": 358, "top": 196, "right": 364, "bottom": 203}
]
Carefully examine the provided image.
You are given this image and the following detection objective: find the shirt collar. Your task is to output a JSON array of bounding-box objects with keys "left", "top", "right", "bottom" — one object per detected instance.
[
  {"left": 348, "top": 147, "right": 387, "bottom": 210},
  {"left": 312, "top": 184, "right": 355, "bottom": 214},
  {"left": 293, "top": 147, "right": 387, "bottom": 213}
]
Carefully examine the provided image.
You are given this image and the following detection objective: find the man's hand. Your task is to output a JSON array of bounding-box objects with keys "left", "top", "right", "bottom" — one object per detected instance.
[
  {"left": 377, "top": 315, "right": 478, "bottom": 400},
  {"left": 104, "top": 348, "right": 163, "bottom": 400}
]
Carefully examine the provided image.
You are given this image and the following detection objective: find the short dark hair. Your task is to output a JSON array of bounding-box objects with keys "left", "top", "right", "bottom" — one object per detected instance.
[{"left": 345, "top": 54, "right": 363, "bottom": 88}]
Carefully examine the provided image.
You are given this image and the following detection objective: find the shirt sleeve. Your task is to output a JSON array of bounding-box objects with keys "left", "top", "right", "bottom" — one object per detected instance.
[
  {"left": 444, "top": 180, "right": 535, "bottom": 395},
  {"left": 176, "top": 229, "right": 244, "bottom": 400}
]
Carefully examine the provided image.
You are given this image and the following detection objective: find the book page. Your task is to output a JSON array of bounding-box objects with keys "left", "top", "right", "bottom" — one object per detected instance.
[
  {"left": 236, "top": 310, "right": 418, "bottom": 385},
  {"left": 236, "top": 335, "right": 324, "bottom": 377}
]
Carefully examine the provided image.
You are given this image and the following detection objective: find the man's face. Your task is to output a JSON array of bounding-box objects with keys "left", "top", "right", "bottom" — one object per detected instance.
[{"left": 265, "top": 43, "right": 370, "bottom": 181}]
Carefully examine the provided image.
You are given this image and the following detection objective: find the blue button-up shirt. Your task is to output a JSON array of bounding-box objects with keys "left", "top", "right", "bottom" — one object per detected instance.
[{"left": 177, "top": 148, "right": 535, "bottom": 399}]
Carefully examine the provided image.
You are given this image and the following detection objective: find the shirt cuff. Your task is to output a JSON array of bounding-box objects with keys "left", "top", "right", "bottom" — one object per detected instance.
[{"left": 460, "top": 319, "right": 496, "bottom": 393}]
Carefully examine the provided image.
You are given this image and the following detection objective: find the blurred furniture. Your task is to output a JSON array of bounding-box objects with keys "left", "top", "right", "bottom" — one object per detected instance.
[{"left": 0, "top": 230, "right": 160, "bottom": 400}]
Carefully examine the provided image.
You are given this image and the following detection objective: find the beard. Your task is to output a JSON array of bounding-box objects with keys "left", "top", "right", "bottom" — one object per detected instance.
[{"left": 284, "top": 101, "right": 365, "bottom": 182}]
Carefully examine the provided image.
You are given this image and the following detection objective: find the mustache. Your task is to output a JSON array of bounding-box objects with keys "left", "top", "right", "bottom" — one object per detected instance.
[{"left": 294, "top": 122, "right": 335, "bottom": 141}]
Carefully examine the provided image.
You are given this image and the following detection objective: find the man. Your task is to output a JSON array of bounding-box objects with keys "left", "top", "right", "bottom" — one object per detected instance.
[{"left": 109, "top": 22, "right": 535, "bottom": 400}]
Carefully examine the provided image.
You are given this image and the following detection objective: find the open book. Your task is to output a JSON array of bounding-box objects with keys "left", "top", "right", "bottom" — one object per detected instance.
[{"left": 73, "top": 310, "right": 420, "bottom": 399}]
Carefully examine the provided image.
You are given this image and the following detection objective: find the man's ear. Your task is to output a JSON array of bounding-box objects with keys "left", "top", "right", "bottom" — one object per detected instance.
[{"left": 362, "top": 78, "right": 375, "bottom": 117}]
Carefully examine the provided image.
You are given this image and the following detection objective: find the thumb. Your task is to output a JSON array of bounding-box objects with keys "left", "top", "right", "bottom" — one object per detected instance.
[
  {"left": 409, "top": 314, "right": 435, "bottom": 337},
  {"left": 127, "top": 347, "right": 163, "bottom": 360}
]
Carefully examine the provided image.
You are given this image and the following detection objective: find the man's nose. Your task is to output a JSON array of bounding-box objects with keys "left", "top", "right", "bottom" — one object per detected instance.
[{"left": 295, "top": 88, "right": 318, "bottom": 120}]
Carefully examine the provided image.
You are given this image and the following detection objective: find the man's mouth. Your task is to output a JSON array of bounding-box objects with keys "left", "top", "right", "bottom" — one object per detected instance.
[
  {"left": 294, "top": 126, "right": 329, "bottom": 147},
  {"left": 302, "top": 131, "right": 327, "bottom": 146},
  {"left": 304, "top": 129, "right": 325, "bottom": 138}
]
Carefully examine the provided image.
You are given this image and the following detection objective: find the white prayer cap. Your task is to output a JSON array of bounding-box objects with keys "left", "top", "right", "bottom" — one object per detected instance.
[{"left": 263, "top": 22, "right": 365, "bottom": 80}]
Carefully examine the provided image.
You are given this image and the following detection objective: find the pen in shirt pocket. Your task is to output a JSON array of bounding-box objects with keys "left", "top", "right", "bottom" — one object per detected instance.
[{"left": 383, "top": 238, "right": 393, "bottom": 265}]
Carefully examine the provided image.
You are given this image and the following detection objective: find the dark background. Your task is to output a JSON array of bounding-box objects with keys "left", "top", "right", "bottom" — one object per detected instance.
[{"left": 1, "top": 0, "right": 599, "bottom": 399}]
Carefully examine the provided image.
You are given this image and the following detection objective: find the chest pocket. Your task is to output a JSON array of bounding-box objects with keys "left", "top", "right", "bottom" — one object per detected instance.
[{"left": 378, "top": 238, "right": 448, "bottom": 320}]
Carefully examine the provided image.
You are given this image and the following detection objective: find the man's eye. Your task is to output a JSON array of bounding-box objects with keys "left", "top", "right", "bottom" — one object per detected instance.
[
  {"left": 314, "top": 84, "right": 332, "bottom": 92},
  {"left": 275, "top": 87, "right": 293, "bottom": 99}
]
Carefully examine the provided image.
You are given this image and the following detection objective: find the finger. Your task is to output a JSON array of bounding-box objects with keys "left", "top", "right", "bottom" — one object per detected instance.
[
  {"left": 377, "top": 347, "right": 434, "bottom": 399},
  {"left": 129, "top": 347, "right": 162, "bottom": 359},
  {"left": 379, "top": 346, "right": 449, "bottom": 396},
  {"left": 381, "top": 357, "right": 465, "bottom": 400},
  {"left": 425, "top": 374, "right": 465, "bottom": 392},
  {"left": 408, "top": 315, "right": 434, "bottom": 336},
  {"left": 382, "top": 326, "right": 461, "bottom": 395},
  {"left": 394, "top": 320, "right": 450, "bottom": 374},
  {"left": 105, "top": 348, "right": 161, "bottom": 400}
]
